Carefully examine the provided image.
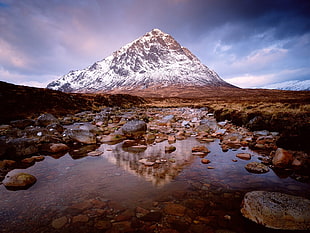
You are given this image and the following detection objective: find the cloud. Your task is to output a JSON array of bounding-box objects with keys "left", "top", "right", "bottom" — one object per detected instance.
[
  {"left": 0, "top": 0, "right": 309, "bottom": 88},
  {"left": 225, "top": 68, "right": 310, "bottom": 88}
]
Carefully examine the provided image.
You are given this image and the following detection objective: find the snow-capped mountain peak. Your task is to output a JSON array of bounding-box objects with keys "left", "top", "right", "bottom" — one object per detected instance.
[{"left": 47, "top": 28, "right": 234, "bottom": 93}]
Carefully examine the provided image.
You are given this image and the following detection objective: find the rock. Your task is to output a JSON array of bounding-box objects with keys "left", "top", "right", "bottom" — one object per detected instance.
[
  {"left": 87, "top": 150, "right": 103, "bottom": 156},
  {"left": 21, "top": 157, "right": 36, "bottom": 164},
  {"left": 52, "top": 216, "right": 67, "bottom": 229},
  {"left": 139, "top": 211, "right": 162, "bottom": 222},
  {"left": 6, "top": 138, "right": 39, "bottom": 158},
  {"left": 95, "top": 220, "right": 112, "bottom": 230},
  {"left": 292, "top": 158, "right": 302, "bottom": 168},
  {"left": 64, "top": 127, "right": 96, "bottom": 144},
  {"left": 72, "top": 214, "right": 89, "bottom": 223},
  {"left": 241, "top": 191, "right": 310, "bottom": 230},
  {"left": 135, "top": 206, "right": 150, "bottom": 218},
  {"left": 3, "top": 172, "right": 37, "bottom": 190},
  {"left": 37, "top": 113, "right": 59, "bottom": 127},
  {"left": 245, "top": 162, "right": 269, "bottom": 173},
  {"left": 168, "top": 135, "right": 176, "bottom": 143},
  {"left": 201, "top": 159, "right": 211, "bottom": 164},
  {"left": 272, "top": 148, "right": 293, "bottom": 168},
  {"left": 46, "top": 123, "right": 64, "bottom": 133},
  {"left": 253, "top": 130, "right": 269, "bottom": 136},
  {"left": 192, "top": 146, "right": 210, "bottom": 153},
  {"left": 236, "top": 153, "right": 251, "bottom": 160},
  {"left": 100, "top": 134, "right": 125, "bottom": 143},
  {"left": 139, "top": 158, "right": 155, "bottom": 166},
  {"left": 215, "top": 129, "right": 226, "bottom": 135},
  {"left": 0, "top": 160, "right": 16, "bottom": 168},
  {"left": 10, "top": 119, "right": 34, "bottom": 129},
  {"left": 181, "top": 120, "right": 190, "bottom": 127},
  {"left": 164, "top": 203, "right": 186, "bottom": 216},
  {"left": 165, "top": 145, "right": 176, "bottom": 153},
  {"left": 42, "top": 143, "right": 69, "bottom": 153},
  {"left": 158, "top": 115, "right": 175, "bottom": 125},
  {"left": 121, "top": 120, "right": 147, "bottom": 138}
]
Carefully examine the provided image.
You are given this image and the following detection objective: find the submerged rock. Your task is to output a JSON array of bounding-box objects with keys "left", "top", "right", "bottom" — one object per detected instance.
[
  {"left": 241, "top": 191, "right": 310, "bottom": 230},
  {"left": 3, "top": 172, "right": 37, "bottom": 190},
  {"left": 245, "top": 161, "right": 269, "bottom": 173}
]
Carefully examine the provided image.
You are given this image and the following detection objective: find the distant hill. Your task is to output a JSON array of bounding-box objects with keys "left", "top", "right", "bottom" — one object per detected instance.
[
  {"left": 262, "top": 80, "right": 310, "bottom": 91},
  {"left": 0, "top": 81, "right": 145, "bottom": 123}
]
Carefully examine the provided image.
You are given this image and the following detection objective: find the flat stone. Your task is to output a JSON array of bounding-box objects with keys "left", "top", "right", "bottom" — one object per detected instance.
[
  {"left": 245, "top": 162, "right": 269, "bottom": 173},
  {"left": 192, "top": 145, "right": 210, "bottom": 153},
  {"left": 241, "top": 191, "right": 310, "bottom": 230},
  {"left": 87, "top": 150, "right": 103, "bottom": 156},
  {"left": 236, "top": 153, "right": 251, "bottom": 160}
]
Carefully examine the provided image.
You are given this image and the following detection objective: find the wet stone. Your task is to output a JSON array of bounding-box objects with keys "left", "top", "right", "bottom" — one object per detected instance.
[
  {"left": 201, "top": 159, "right": 211, "bottom": 164},
  {"left": 3, "top": 172, "right": 37, "bottom": 190},
  {"left": 245, "top": 162, "right": 270, "bottom": 173},
  {"left": 192, "top": 145, "right": 210, "bottom": 153},
  {"left": 165, "top": 145, "right": 176, "bottom": 153},
  {"left": 236, "top": 153, "right": 251, "bottom": 160}
]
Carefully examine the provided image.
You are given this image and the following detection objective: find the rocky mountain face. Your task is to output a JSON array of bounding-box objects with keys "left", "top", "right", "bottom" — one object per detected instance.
[{"left": 47, "top": 29, "right": 235, "bottom": 94}]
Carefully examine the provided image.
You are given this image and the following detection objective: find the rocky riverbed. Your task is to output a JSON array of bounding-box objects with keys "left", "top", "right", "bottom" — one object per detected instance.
[{"left": 0, "top": 107, "right": 309, "bottom": 232}]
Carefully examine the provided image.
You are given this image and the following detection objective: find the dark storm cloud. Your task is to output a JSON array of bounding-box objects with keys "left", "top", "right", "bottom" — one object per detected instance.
[{"left": 0, "top": 0, "right": 309, "bottom": 87}]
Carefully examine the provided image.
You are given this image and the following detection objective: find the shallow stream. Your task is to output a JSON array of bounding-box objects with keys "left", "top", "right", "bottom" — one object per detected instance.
[{"left": 0, "top": 129, "right": 309, "bottom": 232}]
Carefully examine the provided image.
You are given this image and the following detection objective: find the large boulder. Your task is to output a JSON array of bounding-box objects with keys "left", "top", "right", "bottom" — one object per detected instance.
[
  {"left": 63, "top": 123, "right": 100, "bottom": 144},
  {"left": 5, "top": 138, "right": 39, "bottom": 158},
  {"left": 3, "top": 172, "right": 37, "bottom": 190},
  {"left": 241, "top": 191, "right": 310, "bottom": 230},
  {"left": 121, "top": 120, "right": 147, "bottom": 138},
  {"left": 272, "top": 148, "right": 293, "bottom": 168},
  {"left": 36, "top": 113, "right": 60, "bottom": 127}
]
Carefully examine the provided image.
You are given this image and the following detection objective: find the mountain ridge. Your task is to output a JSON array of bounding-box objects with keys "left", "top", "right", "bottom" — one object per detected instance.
[
  {"left": 261, "top": 80, "right": 310, "bottom": 91},
  {"left": 47, "top": 29, "right": 235, "bottom": 95}
]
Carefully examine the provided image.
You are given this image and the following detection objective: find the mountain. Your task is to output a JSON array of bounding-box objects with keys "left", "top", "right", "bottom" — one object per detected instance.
[
  {"left": 262, "top": 80, "right": 310, "bottom": 91},
  {"left": 47, "top": 29, "right": 235, "bottom": 95}
]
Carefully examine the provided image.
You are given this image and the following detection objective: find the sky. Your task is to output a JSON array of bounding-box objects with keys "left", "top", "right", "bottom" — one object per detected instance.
[{"left": 0, "top": 0, "right": 309, "bottom": 88}]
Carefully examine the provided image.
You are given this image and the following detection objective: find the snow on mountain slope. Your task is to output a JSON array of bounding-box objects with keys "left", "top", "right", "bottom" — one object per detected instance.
[
  {"left": 47, "top": 29, "right": 235, "bottom": 93},
  {"left": 262, "top": 80, "right": 310, "bottom": 91}
]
